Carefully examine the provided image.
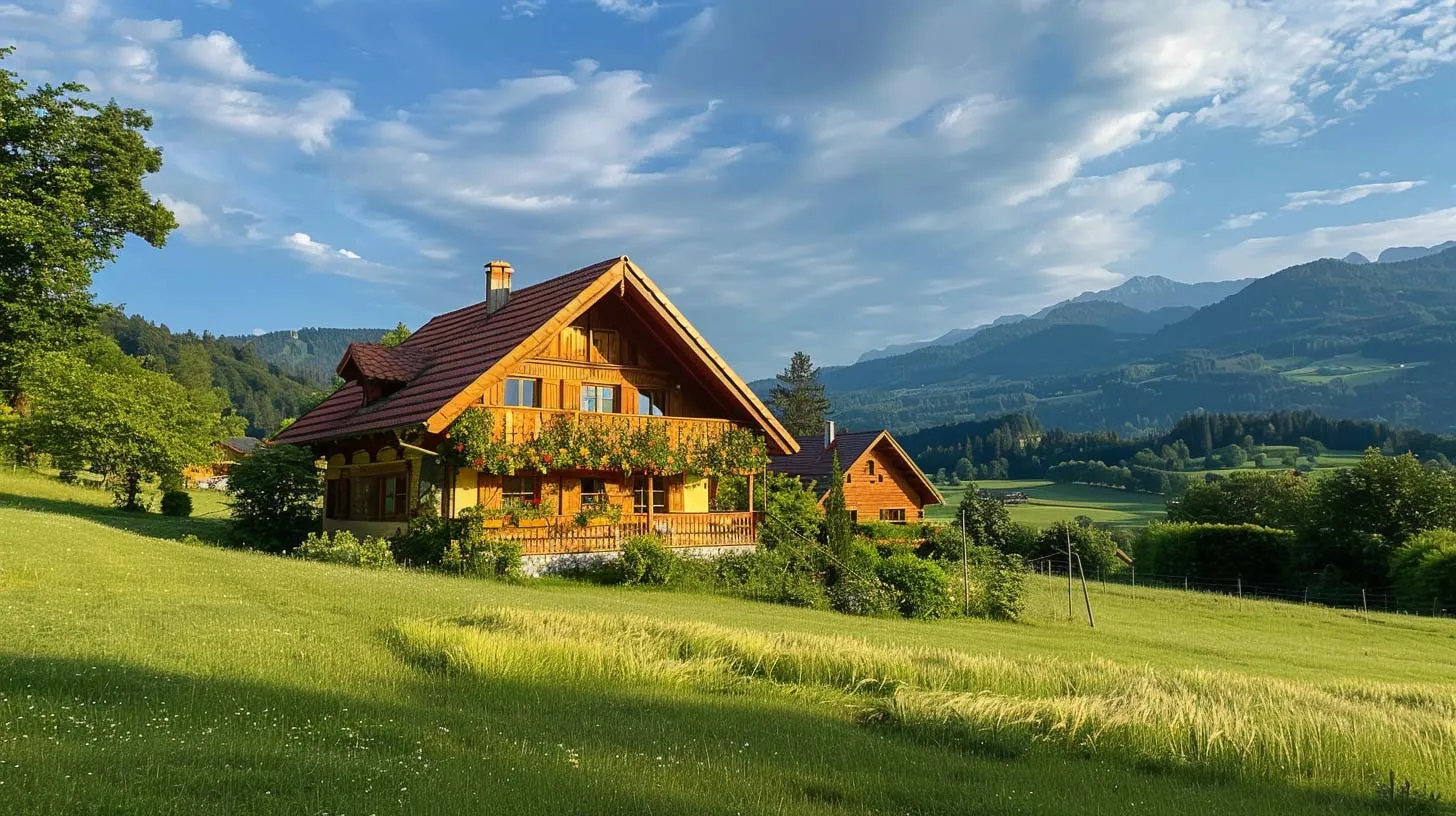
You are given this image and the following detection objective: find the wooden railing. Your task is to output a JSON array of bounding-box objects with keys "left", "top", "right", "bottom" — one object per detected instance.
[
  {"left": 488, "top": 512, "right": 758, "bottom": 556},
  {"left": 490, "top": 406, "right": 741, "bottom": 448}
]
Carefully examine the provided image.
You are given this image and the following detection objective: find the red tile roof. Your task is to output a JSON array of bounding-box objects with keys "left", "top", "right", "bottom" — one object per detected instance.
[
  {"left": 337, "top": 343, "right": 434, "bottom": 383},
  {"left": 272, "top": 258, "right": 617, "bottom": 445}
]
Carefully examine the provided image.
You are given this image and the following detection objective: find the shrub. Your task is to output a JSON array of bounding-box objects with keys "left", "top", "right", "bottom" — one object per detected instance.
[
  {"left": 296, "top": 531, "right": 394, "bottom": 569},
  {"left": 57, "top": 469, "right": 79, "bottom": 485},
  {"left": 618, "top": 535, "right": 676, "bottom": 585},
  {"left": 967, "top": 550, "right": 1029, "bottom": 622},
  {"left": 712, "top": 548, "right": 828, "bottom": 608},
  {"left": 160, "top": 489, "right": 193, "bottom": 517},
  {"left": 1033, "top": 521, "right": 1118, "bottom": 574},
  {"left": 1390, "top": 529, "right": 1456, "bottom": 612},
  {"left": 442, "top": 507, "right": 525, "bottom": 578},
  {"left": 828, "top": 570, "right": 898, "bottom": 617},
  {"left": 1136, "top": 522, "right": 1295, "bottom": 587},
  {"left": 875, "top": 554, "right": 955, "bottom": 619},
  {"left": 390, "top": 515, "right": 457, "bottom": 567},
  {"left": 227, "top": 443, "right": 322, "bottom": 553}
]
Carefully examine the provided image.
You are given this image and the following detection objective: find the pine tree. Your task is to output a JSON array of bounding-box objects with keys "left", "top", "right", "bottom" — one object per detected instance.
[
  {"left": 380, "top": 322, "right": 411, "bottom": 348},
  {"left": 768, "top": 351, "right": 831, "bottom": 438},
  {"left": 823, "top": 450, "right": 853, "bottom": 559}
]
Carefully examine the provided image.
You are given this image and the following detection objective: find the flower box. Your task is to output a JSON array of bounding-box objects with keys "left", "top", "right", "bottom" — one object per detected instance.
[
  {"left": 516, "top": 517, "right": 552, "bottom": 528},
  {"left": 481, "top": 518, "right": 505, "bottom": 529}
]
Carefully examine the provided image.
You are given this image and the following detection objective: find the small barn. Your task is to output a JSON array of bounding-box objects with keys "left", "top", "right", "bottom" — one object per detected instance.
[{"left": 769, "top": 423, "right": 942, "bottom": 523}]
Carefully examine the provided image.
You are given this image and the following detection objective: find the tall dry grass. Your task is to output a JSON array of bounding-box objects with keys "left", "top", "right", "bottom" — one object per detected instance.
[{"left": 391, "top": 607, "right": 1456, "bottom": 800}]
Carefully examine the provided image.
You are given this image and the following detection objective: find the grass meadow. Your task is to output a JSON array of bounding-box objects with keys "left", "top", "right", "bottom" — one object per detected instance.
[
  {"left": 924, "top": 449, "right": 1366, "bottom": 527},
  {"left": 2, "top": 468, "right": 1455, "bottom": 815}
]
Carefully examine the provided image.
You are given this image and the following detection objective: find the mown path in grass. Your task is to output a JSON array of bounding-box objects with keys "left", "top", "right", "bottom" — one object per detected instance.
[{"left": 2, "top": 470, "right": 1454, "bottom": 815}]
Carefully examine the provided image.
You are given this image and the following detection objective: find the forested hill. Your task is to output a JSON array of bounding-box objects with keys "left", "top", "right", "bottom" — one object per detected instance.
[
  {"left": 223, "top": 328, "right": 388, "bottom": 387},
  {"left": 102, "top": 313, "right": 333, "bottom": 437},
  {"left": 817, "top": 246, "right": 1456, "bottom": 435}
]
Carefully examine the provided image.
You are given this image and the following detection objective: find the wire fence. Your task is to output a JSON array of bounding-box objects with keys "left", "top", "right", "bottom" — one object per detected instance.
[{"left": 1023, "top": 553, "right": 1454, "bottom": 619}]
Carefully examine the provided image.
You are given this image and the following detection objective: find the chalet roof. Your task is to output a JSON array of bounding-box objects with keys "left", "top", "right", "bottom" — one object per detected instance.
[
  {"left": 222, "top": 437, "right": 261, "bottom": 455},
  {"left": 336, "top": 343, "right": 434, "bottom": 383},
  {"left": 271, "top": 257, "right": 797, "bottom": 455},
  {"left": 768, "top": 429, "right": 942, "bottom": 506}
]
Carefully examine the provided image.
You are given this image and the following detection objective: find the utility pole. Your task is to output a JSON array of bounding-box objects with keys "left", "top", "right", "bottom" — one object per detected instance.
[
  {"left": 1076, "top": 551, "right": 1095, "bottom": 628},
  {"left": 960, "top": 510, "right": 970, "bottom": 617},
  {"left": 1065, "top": 527, "right": 1074, "bottom": 622}
]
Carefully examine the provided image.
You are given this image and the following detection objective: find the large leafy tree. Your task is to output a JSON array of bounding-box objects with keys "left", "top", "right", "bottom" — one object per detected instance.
[
  {"left": 768, "top": 351, "right": 831, "bottom": 438},
  {"left": 18, "top": 339, "right": 243, "bottom": 509},
  {"left": 955, "top": 482, "right": 1016, "bottom": 552},
  {"left": 1, "top": 48, "right": 176, "bottom": 398},
  {"left": 1169, "top": 470, "right": 1311, "bottom": 530},
  {"left": 227, "top": 443, "right": 323, "bottom": 552},
  {"left": 1301, "top": 450, "right": 1456, "bottom": 583}
]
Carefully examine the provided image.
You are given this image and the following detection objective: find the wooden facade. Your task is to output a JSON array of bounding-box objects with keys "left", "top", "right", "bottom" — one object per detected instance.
[
  {"left": 280, "top": 257, "right": 796, "bottom": 555},
  {"left": 768, "top": 428, "right": 942, "bottom": 524}
]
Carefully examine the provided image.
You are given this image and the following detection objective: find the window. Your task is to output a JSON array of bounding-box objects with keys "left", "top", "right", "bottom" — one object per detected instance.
[
  {"left": 382, "top": 475, "right": 407, "bottom": 518},
  {"left": 848, "top": 510, "right": 858, "bottom": 523},
  {"left": 581, "top": 384, "right": 616, "bottom": 413},
  {"left": 338, "top": 472, "right": 408, "bottom": 521},
  {"left": 632, "top": 476, "right": 667, "bottom": 514},
  {"left": 326, "top": 478, "right": 351, "bottom": 520},
  {"left": 867, "top": 460, "right": 876, "bottom": 476},
  {"left": 580, "top": 478, "right": 609, "bottom": 507},
  {"left": 504, "top": 377, "right": 539, "bottom": 407},
  {"left": 879, "top": 508, "right": 907, "bottom": 524},
  {"left": 589, "top": 329, "right": 620, "bottom": 364},
  {"left": 637, "top": 389, "right": 666, "bottom": 416},
  {"left": 503, "top": 475, "right": 539, "bottom": 508}
]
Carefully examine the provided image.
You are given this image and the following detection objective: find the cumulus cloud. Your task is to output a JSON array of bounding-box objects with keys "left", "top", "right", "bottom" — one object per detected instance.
[
  {"left": 174, "top": 31, "right": 269, "bottom": 82},
  {"left": 1282, "top": 180, "right": 1426, "bottom": 210},
  {"left": 1219, "top": 211, "right": 1268, "bottom": 230},
  {"left": 282, "top": 231, "right": 363, "bottom": 262}
]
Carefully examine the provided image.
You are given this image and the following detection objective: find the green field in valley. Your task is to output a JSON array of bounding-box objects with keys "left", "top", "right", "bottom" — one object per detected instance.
[
  {"left": 927, "top": 480, "right": 1167, "bottom": 528},
  {"left": 923, "top": 450, "right": 1369, "bottom": 528},
  {"left": 3, "top": 468, "right": 1455, "bottom": 815}
]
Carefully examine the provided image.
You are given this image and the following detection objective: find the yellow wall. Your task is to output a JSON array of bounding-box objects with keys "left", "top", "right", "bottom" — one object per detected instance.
[{"left": 682, "top": 475, "right": 709, "bottom": 513}]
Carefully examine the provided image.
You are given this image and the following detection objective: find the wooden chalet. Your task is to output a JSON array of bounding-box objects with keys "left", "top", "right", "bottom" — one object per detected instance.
[
  {"left": 768, "top": 422, "right": 942, "bottom": 523},
  {"left": 183, "top": 436, "right": 260, "bottom": 485},
  {"left": 271, "top": 257, "right": 797, "bottom": 558}
]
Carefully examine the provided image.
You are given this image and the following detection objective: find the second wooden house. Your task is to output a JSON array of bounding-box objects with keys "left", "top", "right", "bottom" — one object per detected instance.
[{"left": 768, "top": 422, "right": 941, "bottom": 523}]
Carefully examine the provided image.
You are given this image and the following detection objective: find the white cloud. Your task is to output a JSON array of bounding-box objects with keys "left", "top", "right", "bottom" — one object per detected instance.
[
  {"left": 1219, "top": 211, "right": 1268, "bottom": 230},
  {"left": 174, "top": 31, "right": 269, "bottom": 82},
  {"left": 420, "top": 248, "right": 457, "bottom": 261},
  {"left": 251, "top": 327, "right": 264, "bottom": 336},
  {"left": 1212, "top": 208, "right": 1456, "bottom": 279},
  {"left": 157, "top": 194, "right": 209, "bottom": 229},
  {"left": 1282, "top": 180, "right": 1426, "bottom": 210},
  {"left": 594, "top": 0, "right": 657, "bottom": 21},
  {"left": 1358, "top": 170, "right": 1392, "bottom": 180},
  {"left": 112, "top": 18, "right": 181, "bottom": 43},
  {"left": 502, "top": 0, "right": 545, "bottom": 18}
]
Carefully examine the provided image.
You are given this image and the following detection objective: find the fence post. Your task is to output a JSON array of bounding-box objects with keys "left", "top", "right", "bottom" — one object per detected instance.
[
  {"left": 1362, "top": 588, "right": 1369, "bottom": 622},
  {"left": 1184, "top": 576, "right": 1188, "bottom": 591},
  {"left": 1303, "top": 586, "right": 1309, "bottom": 604}
]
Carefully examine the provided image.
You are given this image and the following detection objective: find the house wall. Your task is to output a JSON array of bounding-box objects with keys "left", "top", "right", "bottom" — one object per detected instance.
[
  {"left": 480, "top": 297, "right": 728, "bottom": 419},
  {"left": 322, "top": 441, "right": 424, "bottom": 538},
  {"left": 842, "top": 443, "right": 930, "bottom": 522}
]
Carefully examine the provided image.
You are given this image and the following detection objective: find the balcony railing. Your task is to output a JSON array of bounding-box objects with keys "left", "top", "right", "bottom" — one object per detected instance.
[
  {"left": 490, "top": 406, "right": 741, "bottom": 448},
  {"left": 484, "top": 511, "right": 758, "bottom": 556}
]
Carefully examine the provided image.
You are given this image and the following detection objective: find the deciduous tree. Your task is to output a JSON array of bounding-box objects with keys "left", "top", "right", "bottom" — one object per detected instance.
[{"left": 0, "top": 49, "right": 176, "bottom": 398}]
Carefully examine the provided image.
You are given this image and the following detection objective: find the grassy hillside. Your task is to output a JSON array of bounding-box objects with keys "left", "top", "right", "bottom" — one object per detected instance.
[{"left": 2, "top": 470, "right": 1454, "bottom": 814}]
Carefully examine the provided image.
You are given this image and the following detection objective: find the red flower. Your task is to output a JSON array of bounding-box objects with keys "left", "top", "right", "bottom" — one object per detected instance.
[
  {"left": 472, "top": 457, "right": 485, "bottom": 469},
  {"left": 542, "top": 453, "right": 554, "bottom": 465},
  {"left": 456, "top": 443, "right": 465, "bottom": 452}
]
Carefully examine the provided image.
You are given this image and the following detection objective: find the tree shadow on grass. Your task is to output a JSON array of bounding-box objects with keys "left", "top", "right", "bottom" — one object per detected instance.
[
  {"left": 0, "top": 490, "right": 232, "bottom": 545},
  {"left": 0, "top": 651, "right": 1423, "bottom": 816}
]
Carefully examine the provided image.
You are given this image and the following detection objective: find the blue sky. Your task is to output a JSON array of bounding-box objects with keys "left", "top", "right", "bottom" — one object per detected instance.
[{"left": 5, "top": 0, "right": 1456, "bottom": 378}]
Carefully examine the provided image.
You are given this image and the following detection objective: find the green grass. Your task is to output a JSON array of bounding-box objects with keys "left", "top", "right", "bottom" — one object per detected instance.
[
  {"left": 927, "top": 480, "right": 1166, "bottom": 528},
  {"left": 1279, "top": 355, "right": 1425, "bottom": 386},
  {"left": 3, "top": 468, "right": 1455, "bottom": 815}
]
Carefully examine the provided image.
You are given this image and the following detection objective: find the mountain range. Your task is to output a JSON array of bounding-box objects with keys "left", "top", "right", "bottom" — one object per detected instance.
[
  {"left": 856, "top": 275, "right": 1255, "bottom": 362},
  {"left": 755, "top": 242, "right": 1456, "bottom": 437}
]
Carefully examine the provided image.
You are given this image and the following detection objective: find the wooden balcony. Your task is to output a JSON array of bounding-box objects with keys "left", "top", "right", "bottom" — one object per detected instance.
[
  {"left": 485, "top": 511, "right": 758, "bottom": 556},
  {"left": 488, "top": 406, "right": 742, "bottom": 448}
]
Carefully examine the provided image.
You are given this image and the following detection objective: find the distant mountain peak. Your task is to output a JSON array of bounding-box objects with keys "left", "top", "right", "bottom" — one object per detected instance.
[
  {"left": 1343, "top": 252, "right": 1371, "bottom": 265},
  {"left": 1374, "top": 240, "right": 1456, "bottom": 264}
]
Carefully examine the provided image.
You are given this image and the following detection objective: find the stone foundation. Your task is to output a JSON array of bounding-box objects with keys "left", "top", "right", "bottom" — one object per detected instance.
[{"left": 521, "top": 544, "right": 756, "bottom": 578}]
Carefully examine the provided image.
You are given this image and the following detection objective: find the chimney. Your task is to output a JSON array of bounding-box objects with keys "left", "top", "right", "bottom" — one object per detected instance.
[
  {"left": 485, "top": 260, "right": 513, "bottom": 314},
  {"left": 824, "top": 420, "right": 836, "bottom": 449}
]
